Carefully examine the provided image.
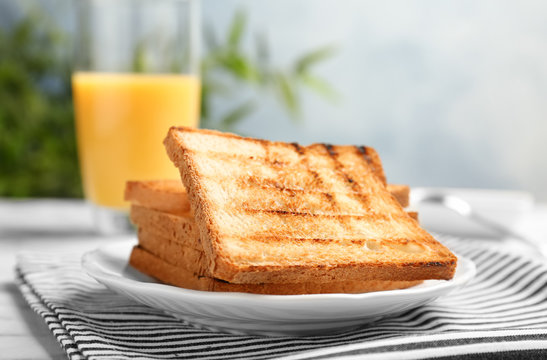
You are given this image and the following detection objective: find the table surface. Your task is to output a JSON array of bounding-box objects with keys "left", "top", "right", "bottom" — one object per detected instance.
[
  {"left": 1, "top": 196, "right": 546, "bottom": 360},
  {"left": 0, "top": 200, "right": 130, "bottom": 360}
]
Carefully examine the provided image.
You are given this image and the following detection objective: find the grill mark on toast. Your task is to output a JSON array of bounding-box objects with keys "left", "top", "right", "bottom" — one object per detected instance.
[
  {"left": 247, "top": 234, "right": 369, "bottom": 244},
  {"left": 244, "top": 234, "right": 430, "bottom": 247},
  {"left": 357, "top": 145, "right": 386, "bottom": 184},
  {"left": 244, "top": 177, "right": 295, "bottom": 192},
  {"left": 243, "top": 208, "right": 394, "bottom": 220},
  {"left": 323, "top": 144, "right": 357, "bottom": 187},
  {"left": 236, "top": 141, "right": 337, "bottom": 213},
  {"left": 290, "top": 142, "right": 337, "bottom": 210},
  {"left": 324, "top": 143, "right": 337, "bottom": 157},
  {"left": 238, "top": 178, "right": 343, "bottom": 210},
  {"left": 321, "top": 144, "right": 370, "bottom": 208},
  {"left": 320, "top": 143, "right": 376, "bottom": 239},
  {"left": 357, "top": 145, "right": 372, "bottom": 164},
  {"left": 237, "top": 176, "right": 364, "bottom": 198},
  {"left": 307, "top": 169, "right": 327, "bottom": 192},
  {"left": 187, "top": 148, "right": 293, "bottom": 170},
  {"left": 291, "top": 142, "right": 304, "bottom": 155},
  {"left": 261, "top": 140, "right": 270, "bottom": 164},
  {"left": 291, "top": 143, "right": 322, "bottom": 188},
  {"left": 357, "top": 145, "right": 376, "bottom": 175},
  {"left": 242, "top": 177, "right": 327, "bottom": 196}
]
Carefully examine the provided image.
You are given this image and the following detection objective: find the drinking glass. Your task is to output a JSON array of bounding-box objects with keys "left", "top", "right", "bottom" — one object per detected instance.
[{"left": 72, "top": 0, "right": 200, "bottom": 234}]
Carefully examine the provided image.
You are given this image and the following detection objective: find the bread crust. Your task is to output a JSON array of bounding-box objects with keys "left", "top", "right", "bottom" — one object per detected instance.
[
  {"left": 135, "top": 216, "right": 423, "bottom": 294},
  {"left": 129, "top": 246, "right": 423, "bottom": 295},
  {"left": 132, "top": 205, "right": 426, "bottom": 282},
  {"left": 164, "top": 127, "right": 457, "bottom": 284},
  {"left": 387, "top": 184, "right": 410, "bottom": 208},
  {"left": 125, "top": 180, "right": 191, "bottom": 215},
  {"left": 130, "top": 205, "right": 202, "bottom": 250},
  {"left": 137, "top": 228, "right": 209, "bottom": 275}
]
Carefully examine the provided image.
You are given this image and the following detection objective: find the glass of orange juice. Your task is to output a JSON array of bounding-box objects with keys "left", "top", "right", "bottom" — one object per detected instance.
[{"left": 72, "top": 0, "right": 200, "bottom": 234}]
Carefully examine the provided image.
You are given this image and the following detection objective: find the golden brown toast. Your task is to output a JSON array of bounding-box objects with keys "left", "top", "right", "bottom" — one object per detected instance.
[
  {"left": 129, "top": 199, "right": 417, "bottom": 256},
  {"left": 132, "top": 205, "right": 418, "bottom": 290},
  {"left": 125, "top": 179, "right": 410, "bottom": 215},
  {"left": 125, "top": 180, "right": 192, "bottom": 215},
  {"left": 130, "top": 246, "right": 422, "bottom": 295},
  {"left": 130, "top": 205, "right": 203, "bottom": 250},
  {"left": 388, "top": 184, "right": 410, "bottom": 208},
  {"left": 164, "top": 127, "right": 457, "bottom": 284},
  {"left": 134, "top": 217, "right": 422, "bottom": 294},
  {"left": 407, "top": 210, "right": 418, "bottom": 221},
  {"left": 137, "top": 228, "right": 208, "bottom": 274}
]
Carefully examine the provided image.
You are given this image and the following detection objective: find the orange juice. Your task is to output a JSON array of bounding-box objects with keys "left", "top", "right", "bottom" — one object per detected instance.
[{"left": 72, "top": 72, "right": 200, "bottom": 209}]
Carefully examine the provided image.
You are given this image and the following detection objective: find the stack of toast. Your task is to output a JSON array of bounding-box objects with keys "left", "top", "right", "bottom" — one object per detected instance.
[{"left": 126, "top": 127, "right": 457, "bottom": 295}]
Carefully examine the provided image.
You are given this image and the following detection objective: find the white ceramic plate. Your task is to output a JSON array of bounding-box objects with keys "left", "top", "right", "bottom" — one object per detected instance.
[{"left": 82, "top": 241, "right": 476, "bottom": 336}]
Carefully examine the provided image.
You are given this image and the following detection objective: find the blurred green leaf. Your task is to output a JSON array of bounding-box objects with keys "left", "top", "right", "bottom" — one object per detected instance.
[
  {"left": 228, "top": 9, "right": 246, "bottom": 50},
  {"left": 295, "top": 45, "right": 337, "bottom": 74},
  {"left": 299, "top": 73, "right": 340, "bottom": 102},
  {"left": 201, "top": 9, "right": 338, "bottom": 129},
  {"left": 0, "top": 3, "right": 81, "bottom": 198},
  {"left": 220, "top": 52, "right": 259, "bottom": 82},
  {"left": 275, "top": 73, "right": 300, "bottom": 118}
]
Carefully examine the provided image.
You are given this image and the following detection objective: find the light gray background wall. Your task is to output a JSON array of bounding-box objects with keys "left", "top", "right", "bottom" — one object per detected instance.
[
  {"left": 203, "top": 0, "right": 547, "bottom": 201},
  {"left": 2, "top": 0, "right": 546, "bottom": 200}
]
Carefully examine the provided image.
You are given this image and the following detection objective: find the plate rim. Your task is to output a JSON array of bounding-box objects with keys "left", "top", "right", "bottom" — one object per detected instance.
[{"left": 81, "top": 240, "right": 476, "bottom": 303}]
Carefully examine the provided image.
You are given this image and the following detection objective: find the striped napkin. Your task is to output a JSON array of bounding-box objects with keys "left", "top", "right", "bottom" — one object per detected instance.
[{"left": 16, "top": 237, "right": 547, "bottom": 360}]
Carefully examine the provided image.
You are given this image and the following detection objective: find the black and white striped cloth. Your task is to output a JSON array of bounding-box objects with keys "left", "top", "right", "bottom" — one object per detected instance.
[{"left": 16, "top": 237, "right": 547, "bottom": 360}]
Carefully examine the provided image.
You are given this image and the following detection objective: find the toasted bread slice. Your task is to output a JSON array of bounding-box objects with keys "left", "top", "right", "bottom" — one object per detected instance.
[
  {"left": 136, "top": 229, "right": 422, "bottom": 293},
  {"left": 125, "top": 179, "right": 410, "bottom": 215},
  {"left": 130, "top": 203, "right": 418, "bottom": 259},
  {"left": 136, "top": 221, "right": 422, "bottom": 294},
  {"left": 129, "top": 246, "right": 422, "bottom": 295},
  {"left": 132, "top": 204, "right": 419, "bottom": 277},
  {"left": 407, "top": 211, "right": 418, "bottom": 221},
  {"left": 130, "top": 205, "right": 203, "bottom": 250},
  {"left": 164, "top": 127, "right": 456, "bottom": 284},
  {"left": 125, "top": 180, "right": 192, "bottom": 215},
  {"left": 137, "top": 228, "right": 208, "bottom": 274},
  {"left": 388, "top": 184, "right": 410, "bottom": 208}
]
